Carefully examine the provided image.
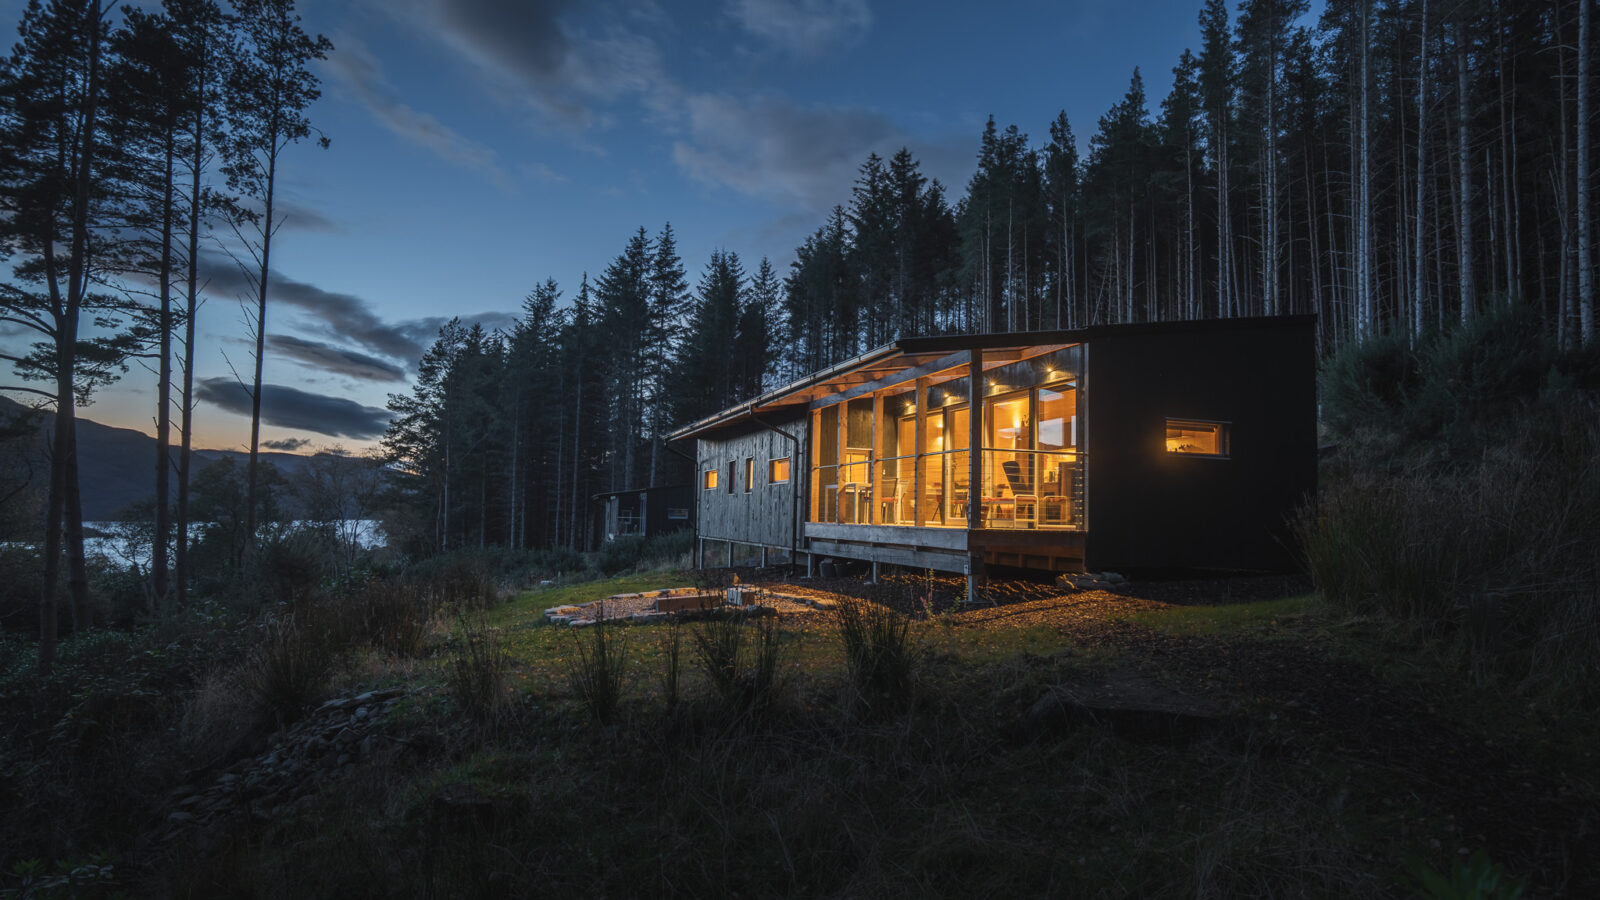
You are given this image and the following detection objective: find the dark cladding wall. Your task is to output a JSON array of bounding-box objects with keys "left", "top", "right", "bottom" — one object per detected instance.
[
  {"left": 1083, "top": 316, "right": 1316, "bottom": 571},
  {"left": 643, "top": 485, "right": 693, "bottom": 536},
  {"left": 694, "top": 411, "right": 806, "bottom": 551}
]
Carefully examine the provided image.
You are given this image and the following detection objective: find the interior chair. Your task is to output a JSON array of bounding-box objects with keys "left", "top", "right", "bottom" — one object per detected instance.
[{"left": 1000, "top": 459, "right": 1038, "bottom": 527}]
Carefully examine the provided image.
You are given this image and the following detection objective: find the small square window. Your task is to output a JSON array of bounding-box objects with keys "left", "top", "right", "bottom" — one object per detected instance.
[
  {"left": 1165, "top": 419, "right": 1229, "bottom": 457},
  {"left": 703, "top": 468, "right": 719, "bottom": 490},
  {"left": 769, "top": 457, "right": 790, "bottom": 484}
]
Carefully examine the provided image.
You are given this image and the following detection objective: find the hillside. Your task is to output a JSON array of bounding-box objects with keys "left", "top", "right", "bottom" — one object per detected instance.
[{"left": 1, "top": 396, "right": 321, "bottom": 521}]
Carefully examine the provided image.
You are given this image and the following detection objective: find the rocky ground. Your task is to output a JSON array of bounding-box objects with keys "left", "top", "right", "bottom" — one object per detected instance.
[{"left": 163, "top": 687, "right": 408, "bottom": 843}]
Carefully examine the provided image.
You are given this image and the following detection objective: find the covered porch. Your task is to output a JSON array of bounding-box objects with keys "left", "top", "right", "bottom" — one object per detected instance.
[{"left": 792, "top": 339, "right": 1090, "bottom": 587}]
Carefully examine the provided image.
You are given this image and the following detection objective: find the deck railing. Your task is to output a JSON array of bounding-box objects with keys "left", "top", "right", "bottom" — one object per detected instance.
[{"left": 813, "top": 450, "right": 1084, "bottom": 530}]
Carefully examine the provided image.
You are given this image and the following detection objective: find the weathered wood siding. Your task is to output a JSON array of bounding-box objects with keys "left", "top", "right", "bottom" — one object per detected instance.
[{"left": 695, "top": 410, "right": 806, "bottom": 549}]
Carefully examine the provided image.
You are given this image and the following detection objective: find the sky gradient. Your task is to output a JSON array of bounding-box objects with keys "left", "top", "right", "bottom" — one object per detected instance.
[{"left": 2, "top": 0, "right": 1239, "bottom": 453}]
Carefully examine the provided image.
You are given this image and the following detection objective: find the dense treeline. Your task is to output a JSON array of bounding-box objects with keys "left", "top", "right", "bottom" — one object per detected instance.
[
  {"left": 389, "top": 0, "right": 1599, "bottom": 557},
  {"left": 0, "top": 0, "right": 328, "bottom": 672},
  {"left": 382, "top": 232, "right": 779, "bottom": 554},
  {"left": 780, "top": 0, "right": 1598, "bottom": 355}
]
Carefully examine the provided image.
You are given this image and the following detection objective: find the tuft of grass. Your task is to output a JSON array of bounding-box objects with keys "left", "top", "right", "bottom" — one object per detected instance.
[
  {"left": 566, "top": 604, "right": 630, "bottom": 725},
  {"left": 691, "top": 610, "right": 745, "bottom": 703},
  {"left": 836, "top": 596, "right": 918, "bottom": 715},
  {"left": 1408, "top": 850, "right": 1528, "bottom": 900},
  {"left": 660, "top": 618, "right": 683, "bottom": 711},
  {"left": 447, "top": 610, "right": 513, "bottom": 724},
  {"left": 690, "top": 609, "right": 785, "bottom": 716}
]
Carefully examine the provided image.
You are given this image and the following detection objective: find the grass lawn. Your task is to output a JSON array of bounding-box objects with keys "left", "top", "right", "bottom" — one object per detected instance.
[{"left": 123, "top": 567, "right": 1593, "bottom": 898}]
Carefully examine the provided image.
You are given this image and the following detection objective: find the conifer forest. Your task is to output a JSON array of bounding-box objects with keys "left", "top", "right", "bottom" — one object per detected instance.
[{"left": 386, "top": 0, "right": 1599, "bottom": 558}]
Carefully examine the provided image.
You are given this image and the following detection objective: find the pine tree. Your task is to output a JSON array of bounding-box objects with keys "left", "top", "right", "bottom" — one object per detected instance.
[
  {"left": 222, "top": 0, "right": 329, "bottom": 556},
  {"left": 1199, "top": 0, "right": 1237, "bottom": 318},
  {"left": 594, "top": 228, "right": 652, "bottom": 490},
  {"left": 1161, "top": 54, "right": 1203, "bottom": 320},
  {"left": 1044, "top": 112, "right": 1081, "bottom": 327},
  {"left": 0, "top": 0, "right": 124, "bottom": 672},
  {"left": 645, "top": 223, "right": 688, "bottom": 485}
]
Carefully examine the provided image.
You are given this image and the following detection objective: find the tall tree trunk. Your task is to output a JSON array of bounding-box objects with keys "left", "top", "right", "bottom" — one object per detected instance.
[
  {"left": 1456, "top": 18, "right": 1476, "bottom": 324},
  {"left": 570, "top": 373, "right": 582, "bottom": 551},
  {"left": 1357, "top": 0, "right": 1376, "bottom": 339},
  {"left": 176, "top": 77, "right": 206, "bottom": 607},
  {"left": 245, "top": 132, "right": 278, "bottom": 558},
  {"left": 65, "top": 446, "right": 89, "bottom": 628},
  {"left": 1413, "top": 0, "right": 1430, "bottom": 345},
  {"left": 1264, "top": 31, "right": 1279, "bottom": 318},
  {"left": 1580, "top": 0, "right": 1595, "bottom": 344},
  {"left": 153, "top": 133, "right": 176, "bottom": 610},
  {"left": 39, "top": 404, "right": 66, "bottom": 674}
]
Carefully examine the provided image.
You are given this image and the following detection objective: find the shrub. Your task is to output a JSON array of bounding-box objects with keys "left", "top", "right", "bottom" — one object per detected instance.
[
  {"left": 447, "top": 610, "right": 513, "bottom": 724},
  {"left": 1319, "top": 329, "right": 1418, "bottom": 437},
  {"left": 1302, "top": 396, "right": 1600, "bottom": 696},
  {"left": 836, "top": 594, "right": 919, "bottom": 715},
  {"left": 252, "top": 530, "right": 335, "bottom": 605},
  {"left": 566, "top": 605, "right": 629, "bottom": 725},
  {"left": 240, "top": 613, "right": 334, "bottom": 723},
  {"left": 356, "top": 580, "right": 437, "bottom": 657}
]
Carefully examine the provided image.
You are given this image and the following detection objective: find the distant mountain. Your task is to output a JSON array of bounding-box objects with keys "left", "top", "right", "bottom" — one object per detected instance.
[{"left": 1, "top": 396, "right": 322, "bottom": 521}]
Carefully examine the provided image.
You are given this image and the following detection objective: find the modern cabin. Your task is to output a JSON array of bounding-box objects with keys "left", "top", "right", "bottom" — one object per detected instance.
[{"left": 667, "top": 316, "right": 1315, "bottom": 596}]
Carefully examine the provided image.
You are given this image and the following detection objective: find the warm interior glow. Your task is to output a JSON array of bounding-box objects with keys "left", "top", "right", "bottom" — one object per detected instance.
[
  {"left": 1165, "top": 420, "right": 1226, "bottom": 455},
  {"left": 769, "top": 457, "right": 790, "bottom": 483},
  {"left": 704, "top": 468, "right": 719, "bottom": 489}
]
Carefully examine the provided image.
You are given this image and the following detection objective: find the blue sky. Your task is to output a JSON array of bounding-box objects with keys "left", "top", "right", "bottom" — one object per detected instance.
[{"left": 2, "top": 0, "right": 1229, "bottom": 452}]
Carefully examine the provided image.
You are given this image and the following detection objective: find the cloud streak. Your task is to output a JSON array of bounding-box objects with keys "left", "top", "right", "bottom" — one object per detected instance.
[
  {"left": 197, "top": 378, "right": 391, "bottom": 440},
  {"left": 200, "top": 252, "right": 511, "bottom": 367},
  {"left": 324, "top": 37, "right": 511, "bottom": 184},
  {"left": 725, "top": 0, "right": 872, "bottom": 56},
  {"left": 265, "top": 334, "right": 408, "bottom": 382},
  {"left": 672, "top": 93, "right": 905, "bottom": 213},
  {"left": 385, "top": 0, "right": 672, "bottom": 131}
]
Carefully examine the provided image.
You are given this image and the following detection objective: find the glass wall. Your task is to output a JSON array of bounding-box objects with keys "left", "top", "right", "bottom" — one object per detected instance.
[
  {"left": 810, "top": 403, "right": 839, "bottom": 523},
  {"left": 877, "top": 389, "right": 916, "bottom": 524},
  {"left": 809, "top": 345, "right": 1084, "bottom": 530}
]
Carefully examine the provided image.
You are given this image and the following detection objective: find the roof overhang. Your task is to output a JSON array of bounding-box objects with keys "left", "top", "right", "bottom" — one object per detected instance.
[{"left": 667, "top": 315, "right": 1315, "bottom": 442}]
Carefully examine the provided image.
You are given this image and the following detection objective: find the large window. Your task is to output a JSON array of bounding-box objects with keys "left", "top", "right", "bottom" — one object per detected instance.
[{"left": 804, "top": 345, "right": 1084, "bottom": 531}]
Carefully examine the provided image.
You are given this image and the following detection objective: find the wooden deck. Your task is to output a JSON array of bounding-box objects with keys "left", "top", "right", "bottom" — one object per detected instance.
[{"left": 804, "top": 522, "right": 1087, "bottom": 573}]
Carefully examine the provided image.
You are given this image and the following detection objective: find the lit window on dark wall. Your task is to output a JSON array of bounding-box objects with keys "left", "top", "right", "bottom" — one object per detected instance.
[{"left": 1165, "top": 419, "right": 1228, "bottom": 457}]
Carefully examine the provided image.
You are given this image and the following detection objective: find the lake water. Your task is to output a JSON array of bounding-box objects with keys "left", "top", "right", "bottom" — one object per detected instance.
[{"left": 79, "top": 519, "right": 388, "bottom": 569}]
